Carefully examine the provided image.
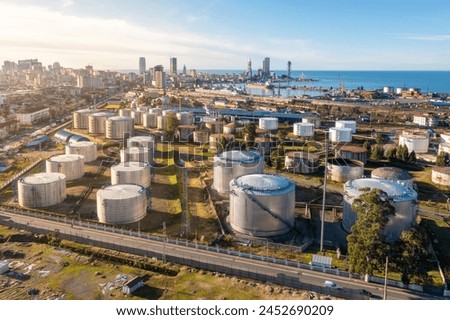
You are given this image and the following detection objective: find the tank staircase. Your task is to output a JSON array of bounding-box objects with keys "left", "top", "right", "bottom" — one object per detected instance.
[
  {"left": 66, "top": 185, "right": 93, "bottom": 217},
  {"left": 240, "top": 189, "right": 295, "bottom": 232}
]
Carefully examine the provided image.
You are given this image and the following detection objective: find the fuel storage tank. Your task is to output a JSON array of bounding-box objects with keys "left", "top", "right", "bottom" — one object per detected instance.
[
  {"left": 18, "top": 173, "right": 66, "bottom": 208},
  {"left": 46, "top": 154, "right": 84, "bottom": 181},
  {"left": 111, "top": 161, "right": 151, "bottom": 188},
  {"left": 105, "top": 116, "right": 135, "bottom": 139},
  {"left": 293, "top": 123, "right": 314, "bottom": 137},
  {"left": 229, "top": 174, "right": 295, "bottom": 237},
  {"left": 73, "top": 109, "right": 96, "bottom": 129},
  {"left": 327, "top": 158, "right": 364, "bottom": 183},
  {"left": 65, "top": 141, "right": 97, "bottom": 163},
  {"left": 399, "top": 130, "right": 429, "bottom": 154},
  {"left": 88, "top": 112, "right": 115, "bottom": 134},
  {"left": 258, "top": 117, "right": 278, "bottom": 131},
  {"left": 329, "top": 127, "right": 352, "bottom": 143},
  {"left": 371, "top": 167, "right": 414, "bottom": 189},
  {"left": 335, "top": 120, "right": 357, "bottom": 134},
  {"left": 285, "top": 151, "right": 319, "bottom": 173}
]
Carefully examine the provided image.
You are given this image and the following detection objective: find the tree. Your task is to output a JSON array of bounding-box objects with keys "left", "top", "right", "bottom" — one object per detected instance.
[
  {"left": 374, "top": 133, "right": 383, "bottom": 144},
  {"left": 164, "top": 113, "right": 180, "bottom": 141},
  {"left": 276, "top": 129, "right": 287, "bottom": 143},
  {"left": 347, "top": 189, "right": 393, "bottom": 275},
  {"left": 370, "top": 144, "right": 384, "bottom": 160},
  {"left": 392, "top": 227, "right": 430, "bottom": 285},
  {"left": 396, "top": 144, "right": 409, "bottom": 162},
  {"left": 362, "top": 140, "right": 370, "bottom": 152},
  {"left": 243, "top": 123, "right": 256, "bottom": 143},
  {"left": 407, "top": 150, "right": 416, "bottom": 163},
  {"left": 385, "top": 145, "right": 397, "bottom": 161},
  {"left": 436, "top": 151, "right": 448, "bottom": 166}
]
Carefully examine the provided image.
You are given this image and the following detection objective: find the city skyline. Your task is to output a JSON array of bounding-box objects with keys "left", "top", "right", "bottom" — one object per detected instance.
[{"left": 0, "top": 0, "right": 449, "bottom": 71}]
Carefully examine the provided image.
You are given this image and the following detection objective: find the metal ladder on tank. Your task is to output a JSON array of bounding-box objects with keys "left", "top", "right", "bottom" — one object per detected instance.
[{"left": 240, "top": 188, "right": 295, "bottom": 232}]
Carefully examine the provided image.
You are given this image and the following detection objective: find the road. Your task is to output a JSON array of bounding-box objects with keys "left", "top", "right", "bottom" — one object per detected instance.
[{"left": 0, "top": 209, "right": 443, "bottom": 300}]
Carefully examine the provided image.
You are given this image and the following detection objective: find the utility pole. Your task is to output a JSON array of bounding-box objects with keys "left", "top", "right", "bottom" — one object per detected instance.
[
  {"left": 162, "top": 221, "right": 167, "bottom": 262},
  {"left": 320, "top": 131, "right": 328, "bottom": 252},
  {"left": 383, "top": 256, "right": 388, "bottom": 300}
]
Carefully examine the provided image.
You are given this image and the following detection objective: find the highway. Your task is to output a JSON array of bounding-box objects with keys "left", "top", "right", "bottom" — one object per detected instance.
[{"left": 0, "top": 209, "right": 443, "bottom": 300}]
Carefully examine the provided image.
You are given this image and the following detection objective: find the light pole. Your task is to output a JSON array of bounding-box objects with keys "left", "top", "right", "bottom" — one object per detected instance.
[
  {"left": 383, "top": 256, "right": 389, "bottom": 300},
  {"left": 320, "top": 130, "right": 329, "bottom": 252}
]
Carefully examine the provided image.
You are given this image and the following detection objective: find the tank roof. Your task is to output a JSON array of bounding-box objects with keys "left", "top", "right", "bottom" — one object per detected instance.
[
  {"left": 91, "top": 112, "right": 115, "bottom": 117},
  {"left": 21, "top": 172, "right": 66, "bottom": 184},
  {"left": 401, "top": 130, "right": 429, "bottom": 138},
  {"left": 285, "top": 151, "right": 320, "bottom": 159},
  {"left": 128, "top": 135, "right": 155, "bottom": 142},
  {"left": 74, "top": 108, "right": 96, "bottom": 113},
  {"left": 98, "top": 184, "right": 145, "bottom": 200},
  {"left": 108, "top": 116, "right": 133, "bottom": 121},
  {"left": 338, "top": 145, "right": 367, "bottom": 153},
  {"left": 260, "top": 117, "right": 278, "bottom": 121},
  {"left": 432, "top": 166, "right": 450, "bottom": 175},
  {"left": 344, "top": 178, "right": 417, "bottom": 201},
  {"left": 48, "top": 154, "right": 84, "bottom": 162},
  {"left": 233, "top": 174, "right": 294, "bottom": 192},
  {"left": 122, "top": 147, "right": 149, "bottom": 153},
  {"left": 294, "top": 122, "right": 314, "bottom": 126},
  {"left": 336, "top": 120, "right": 356, "bottom": 123},
  {"left": 330, "top": 127, "right": 352, "bottom": 132},
  {"left": 215, "top": 150, "right": 262, "bottom": 162},
  {"left": 328, "top": 158, "right": 363, "bottom": 167},
  {"left": 372, "top": 167, "right": 413, "bottom": 180},
  {"left": 112, "top": 162, "right": 149, "bottom": 171},
  {"left": 68, "top": 141, "right": 95, "bottom": 147}
]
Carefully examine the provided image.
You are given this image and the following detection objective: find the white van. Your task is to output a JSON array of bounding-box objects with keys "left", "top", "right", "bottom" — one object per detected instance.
[{"left": 324, "top": 280, "right": 342, "bottom": 289}]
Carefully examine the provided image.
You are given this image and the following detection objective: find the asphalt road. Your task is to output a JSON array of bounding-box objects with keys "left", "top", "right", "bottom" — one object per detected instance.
[{"left": 0, "top": 209, "right": 443, "bottom": 300}]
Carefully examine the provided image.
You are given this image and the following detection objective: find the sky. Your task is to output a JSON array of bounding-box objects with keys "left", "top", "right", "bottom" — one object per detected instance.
[{"left": 1, "top": 0, "right": 450, "bottom": 71}]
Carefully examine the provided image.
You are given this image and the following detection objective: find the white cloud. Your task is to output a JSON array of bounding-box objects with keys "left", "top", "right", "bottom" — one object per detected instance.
[
  {"left": 62, "top": 0, "right": 74, "bottom": 8},
  {"left": 399, "top": 34, "right": 450, "bottom": 41}
]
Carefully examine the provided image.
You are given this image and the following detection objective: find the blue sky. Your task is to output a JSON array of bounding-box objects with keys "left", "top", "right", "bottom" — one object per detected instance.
[{"left": 1, "top": 0, "right": 449, "bottom": 70}]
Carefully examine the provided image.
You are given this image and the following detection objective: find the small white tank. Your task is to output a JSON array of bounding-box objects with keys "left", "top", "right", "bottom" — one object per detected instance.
[
  {"left": 18, "top": 173, "right": 66, "bottom": 208},
  {"left": 149, "top": 108, "right": 162, "bottom": 115},
  {"left": 88, "top": 112, "right": 115, "bottom": 134},
  {"left": 327, "top": 158, "right": 363, "bottom": 183},
  {"left": 142, "top": 113, "right": 157, "bottom": 128},
  {"left": 73, "top": 109, "right": 97, "bottom": 129},
  {"left": 176, "top": 112, "right": 194, "bottom": 125},
  {"left": 302, "top": 117, "right": 321, "bottom": 128},
  {"left": 96, "top": 184, "right": 148, "bottom": 224},
  {"left": 119, "top": 109, "right": 133, "bottom": 117},
  {"left": 111, "top": 162, "right": 151, "bottom": 188},
  {"left": 335, "top": 120, "right": 356, "bottom": 133},
  {"left": 329, "top": 127, "right": 352, "bottom": 143},
  {"left": 399, "top": 130, "right": 429, "bottom": 154},
  {"left": 432, "top": 167, "right": 450, "bottom": 186},
  {"left": 120, "top": 147, "right": 153, "bottom": 163},
  {"left": 293, "top": 123, "right": 314, "bottom": 137},
  {"left": 157, "top": 115, "right": 166, "bottom": 130},
  {"left": 65, "top": 141, "right": 97, "bottom": 163},
  {"left": 285, "top": 151, "right": 319, "bottom": 173},
  {"left": 128, "top": 135, "right": 155, "bottom": 150},
  {"left": 105, "top": 116, "right": 134, "bottom": 140},
  {"left": 259, "top": 117, "right": 278, "bottom": 131},
  {"left": 131, "top": 110, "right": 144, "bottom": 125},
  {"left": 46, "top": 154, "right": 84, "bottom": 181}
]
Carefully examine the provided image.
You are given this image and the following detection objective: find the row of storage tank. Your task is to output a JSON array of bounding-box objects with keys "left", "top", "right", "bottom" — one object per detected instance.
[{"left": 212, "top": 149, "right": 417, "bottom": 242}]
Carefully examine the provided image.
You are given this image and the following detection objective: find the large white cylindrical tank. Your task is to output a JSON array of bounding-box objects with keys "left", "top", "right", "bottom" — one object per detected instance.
[
  {"left": 343, "top": 178, "right": 418, "bottom": 242},
  {"left": 335, "top": 145, "right": 368, "bottom": 164},
  {"left": 438, "top": 142, "right": 450, "bottom": 154},
  {"left": 176, "top": 112, "right": 194, "bottom": 125},
  {"left": 18, "top": 173, "right": 66, "bottom": 208},
  {"left": 431, "top": 167, "right": 450, "bottom": 186},
  {"left": 229, "top": 174, "right": 295, "bottom": 237},
  {"left": 149, "top": 108, "right": 162, "bottom": 115},
  {"left": 302, "top": 117, "right": 321, "bottom": 128},
  {"left": 213, "top": 150, "right": 265, "bottom": 193},
  {"left": 88, "top": 112, "right": 115, "bottom": 134},
  {"left": 142, "top": 113, "right": 158, "bottom": 128},
  {"left": 131, "top": 110, "right": 144, "bottom": 125},
  {"left": 335, "top": 120, "right": 357, "bottom": 134},
  {"left": 399, "top": 130, "right": 429, "bottom": 154},
  {"left": 120, "top": 147, "right": 153, "bottom": 164},
  {"left": 396, "top": 87, "right": 404, "bottom": 95},
  {"left": 111, "top": 162, "right": 151, "bottom": 188},
  {"left": 128, "top": 135, "right": 155, "bottom": 150},
  {"left": 96, "top": 184, "right": 148, "bottom": 224},
  {"left": 371, "top": 167, "right": 414, "bottom": 189},
  {"left": 177, "top": 125, "right": 196, "bottom": 141},
  {"left": 259, "top": 117, "right": 278, "bottom": 131},
  {"left": 157, "top": 115, "right": 166, "bottom": 130},
  {"left": 285, "top": 151, "right": 319, "bottom": 173},
  {"left": 73, "top": 109, "right": 96, "bottom": 129},
  {"left": 327, "top": 158, "right": 364, "bottom": 183},
  {"left": 105, "top": 116, "right": 134, "bottom": 139},
  {"left": 119, "top": 109, "right": 133, "bottom": 117},
  {"left": 46, "top": 154, "right": 84, "bottom": 181},
  {"left": 65, "top": 141, "right": 97, "bottom": 163},
  {"left": 329, "top": 127, "right": 352, "bottom": 143},
  {"left": 162, "top": 110, "right": 176, "bottom": 117},
  {"left": 293, "top": 123, "right": 314, "bottom": 137},
  {"left": 383, "top": 86, "right": 394, "bottom": 93}
]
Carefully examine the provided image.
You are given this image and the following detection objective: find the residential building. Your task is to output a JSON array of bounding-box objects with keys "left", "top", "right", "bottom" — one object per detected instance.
[{"left": 15, "top": 107, "right": 50, "bottom": 125}]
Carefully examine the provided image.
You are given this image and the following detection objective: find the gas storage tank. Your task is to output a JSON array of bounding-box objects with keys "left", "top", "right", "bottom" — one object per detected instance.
[
  {"left": 399, "top": 130, "right": 429, "bottom": 154},
  {"left": 120, "top": 147, "right": 153, "bottom": 164},
  {"left": 371, "top": 167, "right": 414, "bottom": 189},
  {"left": 18, "top": 173, "right": 66, "bottom": 208},
  {"left": 118, "top": 109, "right": 133, "bottom": 117},
  {"left": 111, "top": 162, "right": 151, "bottom": 188},
  {"left": 259, "top": 117, "right": 279, "bottom": 131},
  {"left": 343, "top": 178, "right": 417, "bottom": 242},
  {"left": 96, "top": 184, "right": 148, "bottom": 224},
  {"left": 142, "top": 113, "right": 157, "bottom": 128},
  {"left": 213, "top": 150, "right": 265, "bottom": 194},
  {"left": 327, "top": 158, "right": 363, "bottom": 183},
  {"left": 229, "top": 174, "right": 295, "bottom": 237},
  {"left": 105, "top": 116, "right": 134, "bottom": 139},
  {"left": 285, "top": 151, "right": 319, "bottom": 173},
  {"left": 293, "top": 123, "right": 314, "bottom": 137},
  {"left": 73, "top": 109, "right": 97, "bottom": 129},
  {"left": 335, "top": 145, "right": 368, "bottom": 164},
  {"left": 335, "top": 120, "right": 357, "bottom": 133},
  {"left": 131, "top": 110, "right": 144, "bottom": 125},
  {"left": 65, "top": 141, "right": 97, "bottom": 163},
  {"left": 177, "top": 112, "right": 194, "bottom": 125},
  {"left": 128, "top": 135, "right": 155, "bottom": 151},
  {"left": 329, "top": 127, "right": 352, "bottom": 143},
  {"left": 46, "top": 154, "right": 84, "bottom": 181},
  {"left": 88, "top": 112, "right": 115, "bottom": 134}
]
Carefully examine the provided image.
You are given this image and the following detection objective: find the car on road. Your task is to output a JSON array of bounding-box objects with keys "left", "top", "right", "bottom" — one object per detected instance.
[
  {"left": 359, "top": 289, "right": 373, "bottom": 297},
  {"left": 324, "top": 280, "right": 342, "bottom": 289}
]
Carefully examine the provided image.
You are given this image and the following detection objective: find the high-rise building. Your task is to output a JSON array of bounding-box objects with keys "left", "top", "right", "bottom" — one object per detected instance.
[
  {"left": 139, "top": 57, "right": 146, "bottom": 75},
  {"left": 153, "top": 65, "right": 165, "bottom": 89},
  {"left": 170, "top": 57, "right": 177, "bottom": 75},
  {"left": 287, "top": 61, "right": 292, "bottom": 79},
  {"left": 182, "top": 65, "right": 187, "bottom": 76},
  {"left": 262, "top": 57, "right": 270, "bottom": 79},
  {"left": 247, "top": 57, "right": 252, "bottom": 80}
]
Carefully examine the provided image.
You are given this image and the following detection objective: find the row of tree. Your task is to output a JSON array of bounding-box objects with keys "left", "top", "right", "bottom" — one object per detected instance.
[{"left": 369, "top": 143, "right": 416, "bottom": 163}]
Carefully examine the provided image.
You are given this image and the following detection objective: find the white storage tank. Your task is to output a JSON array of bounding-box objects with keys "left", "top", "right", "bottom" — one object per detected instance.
[
  {"left": 431, "top": 167, "right": 450, "bottom": 186},
  {"left": 18, "top": 173, "right": 66, "bottom": 208},
  {"left": 302, "top": 117, "right": 321, "bottom": 128},
  {"left": 96, "top": 184, "right": 148, "bottom": 224},
  {"left": 143, "top": 113, "right": 158, "bottom": 128},
  {"left": 371, "top": 167, "right": 414, "bottom": 189},
  {"left": 213, "top": 150, "right": 265, "bottom": 194},
  {"left": 285, "top": 151, "right": 319, "bottom": 174},
  {"left": 111, "top": 162, "right": 151, "bottom": 188},
  {"left": 293, "top": 123, "right": 314, "bottom": 137},
  {"left": 229, "top": 174, "right": 295, "bottom": 237},
  {"left": 176, "top": 112, "right": 194, "bottom": 125},
  {"left": 149, "top": 108, "right": 162, "bottom": 115},
  {"left": 106, "top": 116, "right": 134, "bottom": 139},
  {"left": 343, "top": 178, "right": 418, "bottom": 242},
  {"left": 119, "top": 109, "right": 133, "bottom": 117},
  {"left": 396, "top": 87, "right": 404, "bottom": 95},
  {"left": 329, "top": 127, "right": 352, "bottom": 143},
  {"left": 46, "top": 154, "right": 84, "bottom": 181},
  {"left": 259, "top": 117, "right": 278, "bottom": 131},
  {"left": 157, "top": 115, "right": 166, "bottom": 130},
  {"left": 335, "top": 145, "right": 368, "bottom": 164},
  {"left": 73, "top": 109, "right": 97, "bottom": 129},
  {"left": 128, "top": 135, "right": 155, "bottom": 150},
  {"left": 399, "top": 130, "right": 429, "bottom": 154},
  {"left": 177, "top": 125, "right": 196, "bottom": 142},
  {"left": 335, "top": 120, "right": 357, "bottom": 134},
  {"left": 88, "top": 112, "right": 115, "bottom": 134},
  {"left": 383, "top": 86, "right": 394, "bottom": 94},
  {"left": 131, "top": 110, "right": 144, "bottom": 125},
  {"left": 162, "top": 110, "right": 176, "bottom": 117},
  {"left": 65, "top": 141, "right": 97, "bottom": 163},
  {"left": 327, "top": 158, "right": 363, "bottom": 183},
  {"left": 120, "top": 147, "right": 153, "bottom": 164}
]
